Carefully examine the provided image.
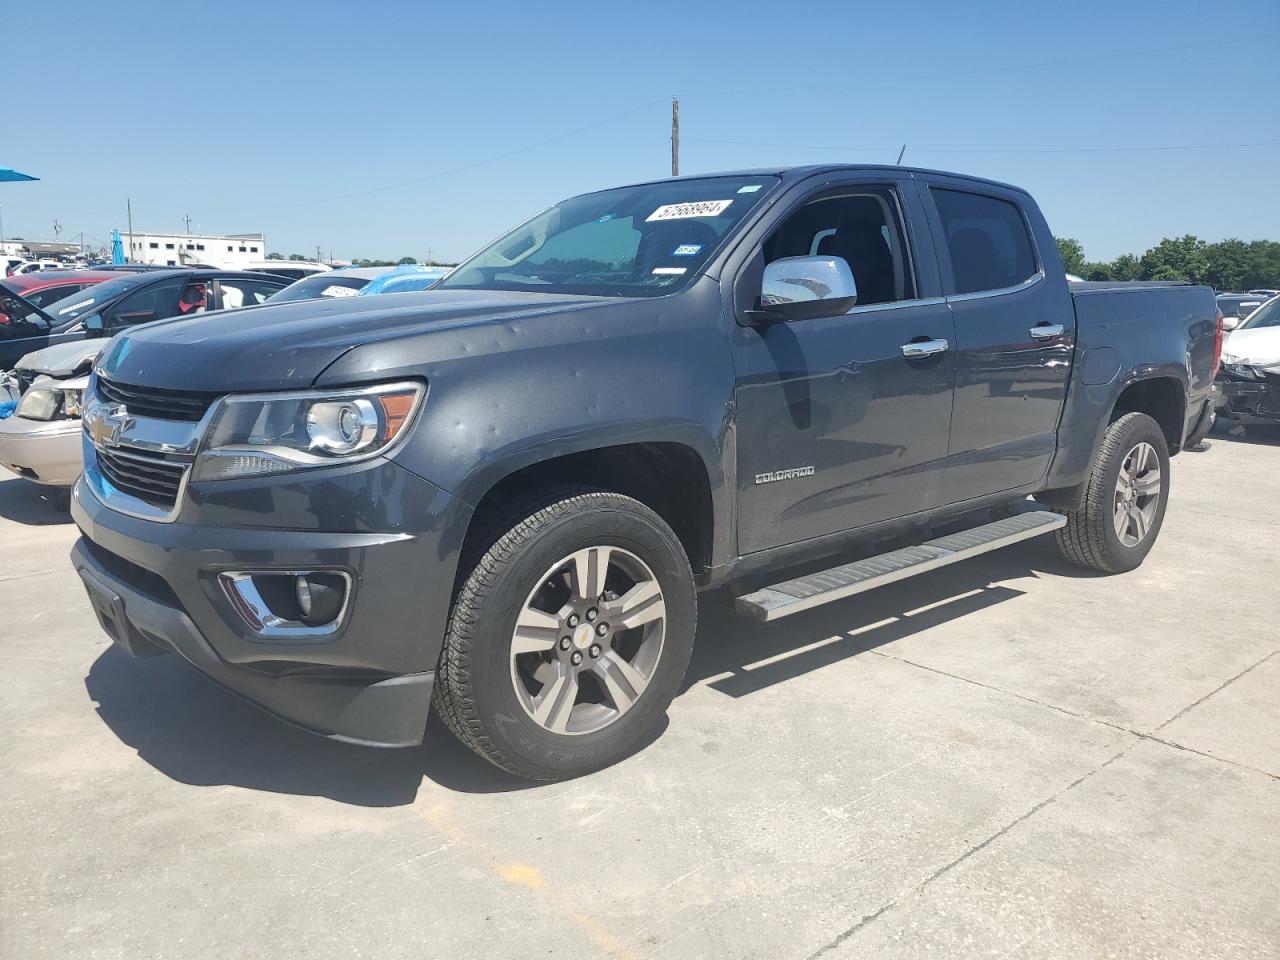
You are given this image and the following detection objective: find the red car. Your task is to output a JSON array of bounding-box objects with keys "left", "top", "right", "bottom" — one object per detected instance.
[{"left": 0, "top": 270, "right": 119, "bottom": 314}]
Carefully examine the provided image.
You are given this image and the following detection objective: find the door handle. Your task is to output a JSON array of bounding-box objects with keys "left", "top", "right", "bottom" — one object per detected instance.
[
  {"left": 1029, "top": 323, "right": 1065, "bottom": 340},
  {"left": 901, "top": 338, "right": 949, "bottom": 359}
]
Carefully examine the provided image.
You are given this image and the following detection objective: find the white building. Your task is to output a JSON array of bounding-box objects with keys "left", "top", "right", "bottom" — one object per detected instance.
[{"left": 125, "top": 231, "right": 267, "bottom": 269}]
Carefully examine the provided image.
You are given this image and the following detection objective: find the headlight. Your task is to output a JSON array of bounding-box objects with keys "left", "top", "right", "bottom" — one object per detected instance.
[
  {"left": 1222, "top": 362, "right": 1261, "bottom": 380},
  {"left": 192, "top": 381, "right": 423, "bottom": 481},
  {"left": 16, "top": 387, "right": 61, "bottom": 421}
]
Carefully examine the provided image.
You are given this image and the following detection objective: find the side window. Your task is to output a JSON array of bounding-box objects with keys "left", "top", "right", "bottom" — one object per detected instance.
[
  {"left": 217, "top": 278, "right": 282, "bottom": 309},
  {"left": 762, "top": 187, "right": 916, "bottom": 306},
  {"left": 932, "top": 188, "right": 1038, "bottom": 295},
  {"left": 107, "top": 279, "right": 206, "bottom": 327},
  {"left": 26, "top": 283, "right": 83, "bottom": 309}
]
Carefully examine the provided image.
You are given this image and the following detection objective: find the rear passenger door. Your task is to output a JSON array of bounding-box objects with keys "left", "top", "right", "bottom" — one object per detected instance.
[{"left": 921, "top": 179, "right": 1075, "bottom": 502}]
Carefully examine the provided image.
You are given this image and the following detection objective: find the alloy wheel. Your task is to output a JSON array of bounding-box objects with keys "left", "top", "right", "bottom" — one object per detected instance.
[
  {"left": 509, "top": 546, "right": 666, "bottom": 735},
  {"left": 1113, "top": 441, "right": 1161, "bottom": 547}
]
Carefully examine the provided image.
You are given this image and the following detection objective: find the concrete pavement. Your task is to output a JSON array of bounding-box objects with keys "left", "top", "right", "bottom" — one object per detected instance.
[{"left": 1, "top": 430, "right": 1276, "bottom": 960}]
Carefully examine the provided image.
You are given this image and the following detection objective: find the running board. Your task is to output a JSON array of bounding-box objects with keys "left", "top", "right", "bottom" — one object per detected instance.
[{"left": 734, "top": 509, "right": 1066, "bottom": 622}]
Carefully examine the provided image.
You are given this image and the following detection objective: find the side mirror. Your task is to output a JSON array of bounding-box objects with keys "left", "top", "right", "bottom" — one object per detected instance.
[
  {"left": 747, "top": 256, "right": 858, "bottom": 324},
  {"left": 83, "top": 314, "right": 105, "bottom": 336},
  {"left": 1221, "top": 315, "right": 1240, "bottom": 332}
]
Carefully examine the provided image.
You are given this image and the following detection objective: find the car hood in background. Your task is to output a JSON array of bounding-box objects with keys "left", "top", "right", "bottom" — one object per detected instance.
[
  {"left": 15, "top": 339, "right": 106, "bottom": 378},
  {"left": 96, "top": 289, "right": 612, "bottom": 392},
  {"left": 1222, "top": 327, "right": 1280, "bottom": 367}
]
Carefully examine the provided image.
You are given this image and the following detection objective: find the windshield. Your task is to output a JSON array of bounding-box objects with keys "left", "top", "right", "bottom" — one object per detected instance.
[
  {"left": 438, "top": 175, "right": 779, "bottom": 298},
  {"left": 40, "top": 275, "right": 149, "bottom": 324},
  {"left": 267, "top": 274, "right": 370, "bottom": 303},
  {"left": 1242, "top": 296, "right": 1280, "bottom": 329}
]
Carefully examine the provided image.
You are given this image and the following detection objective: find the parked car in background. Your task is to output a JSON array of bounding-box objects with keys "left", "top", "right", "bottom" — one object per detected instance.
[
  {"left": 0, "top": 268, "right": 288, "bottom": 370},
  {"left": 1213, "top": 294, "right": 1280, "bottom": 434},
  {"left": 243, "top": 260, "right": 331, "bottom": 281},
  {"left": 1217, "top": 292, "right": 1267, "bottom": 327},
  {"left": 265, "top": 267, "right": 393, "bottom": 303},
  {"left": 3, "top": 255, "right": 26, "bottom": 277},
  {"left": 68, "top": 164, "right": 1217, "bottom": 780},
  {"left": 356, "top": 264, "right": 449, "bottom": 296},
  {"left": 1, "top": 269, "right": 118, "bottom": 310},
  {"left": 0, "top": 339, "right": 103, "bottom": 498}
]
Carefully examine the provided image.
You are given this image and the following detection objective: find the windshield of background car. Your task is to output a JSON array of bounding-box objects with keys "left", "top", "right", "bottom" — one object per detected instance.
[
  {"left": 40, "top": 275, "right": 149, "bottom": 324},
  {"left": 1242, "top": 297, "right": 1280, "bottom": 329},
  {"left": 267, "top": 274, "right": 369, "bottom": 303},
  {"left": 438, "top": 175, "right": 780, "bottom": 298},
  {"left": 0, "top": 286, "right": 52, "bottom": 330}
]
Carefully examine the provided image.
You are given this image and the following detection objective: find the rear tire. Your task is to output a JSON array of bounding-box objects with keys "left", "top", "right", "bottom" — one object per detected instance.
[
  {"left": 433, "top": 487, "right": 696, "bottom": 781},
  {"left": 1055, "top": 412, "right": 1170, "bottom": 574}
]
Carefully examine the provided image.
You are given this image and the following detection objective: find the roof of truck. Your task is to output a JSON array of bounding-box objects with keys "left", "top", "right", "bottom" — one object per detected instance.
[{"left": 607, "top": 165, "right": 1032, "bottom": 197}]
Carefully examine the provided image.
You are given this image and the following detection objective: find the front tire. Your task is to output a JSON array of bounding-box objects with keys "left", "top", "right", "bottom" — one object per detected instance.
[
  {"left": 1055, "top": 412, "right": 1170, "bottom": 573},
  {"left": 433, "top": 487, "right": 697, "bottom": 780}
]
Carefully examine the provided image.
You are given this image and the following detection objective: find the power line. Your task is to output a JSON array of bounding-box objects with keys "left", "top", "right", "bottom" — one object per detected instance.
[
  {"left": 682, "top": 137, "right": 1280, "bottom": 156},
  {"left": 278, "top": 97, "right": 667, "bottom": 208}
]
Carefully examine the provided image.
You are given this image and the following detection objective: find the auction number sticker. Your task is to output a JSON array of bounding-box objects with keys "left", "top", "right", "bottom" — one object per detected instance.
[{"left": 646, "top": 199, "right": 733, "bottom": 222}]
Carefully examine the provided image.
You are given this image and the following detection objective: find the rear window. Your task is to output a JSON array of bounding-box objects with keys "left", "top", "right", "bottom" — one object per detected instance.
[{"left": 933, "top": 188, "right": 1038, "bottom": 294}]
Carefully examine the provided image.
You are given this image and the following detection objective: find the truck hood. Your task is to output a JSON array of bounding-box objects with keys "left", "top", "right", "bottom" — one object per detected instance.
[
  {"left": 97, "top": 289, "right": 610, "bottom": 392},
  {"left": 14, "top": 339, "right": 105, "bottom": 378},
  {"left": 1222, "top": 327, "right": 1280, "bottom": 368}
]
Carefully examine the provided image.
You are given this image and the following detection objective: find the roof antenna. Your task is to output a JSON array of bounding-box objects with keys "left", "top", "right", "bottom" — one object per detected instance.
[{"left": 896, "top": 144, "right": 907, "bottom": 165}]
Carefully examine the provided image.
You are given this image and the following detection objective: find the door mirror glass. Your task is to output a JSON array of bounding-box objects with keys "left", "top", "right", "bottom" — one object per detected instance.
[
  {"left": 1222, "top": 315, "right": 1240, "bottom": 332},
  {"left": 755, "top": 255, "right": 858, "bottom": 322},
  {"left": 83, "top": 313, "right": 105, "bottom": 335}
]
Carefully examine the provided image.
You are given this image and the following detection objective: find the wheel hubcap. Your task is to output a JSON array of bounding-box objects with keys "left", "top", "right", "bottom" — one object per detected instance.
[
  {"left": 1113, "top": 441, "right": 1161, "bottom": 547},
  {"left": 509, "top": 546, "right": 666, "bottom": 736}
]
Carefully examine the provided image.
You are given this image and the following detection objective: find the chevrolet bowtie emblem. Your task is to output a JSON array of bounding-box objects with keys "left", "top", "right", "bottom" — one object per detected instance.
[{"left": 87, "top": 402, "right": 131, "bottom": 449}]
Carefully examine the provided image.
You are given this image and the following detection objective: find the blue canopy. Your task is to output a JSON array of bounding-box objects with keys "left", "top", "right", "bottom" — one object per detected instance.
[
  {"left": 0, "top": 167, "right": 38, "bottom": 182},
  {"left": 111, "top": 229, "right": 125, "bottom": 265}
]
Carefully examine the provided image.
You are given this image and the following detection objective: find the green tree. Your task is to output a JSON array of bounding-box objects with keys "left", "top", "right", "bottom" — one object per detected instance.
[
  {"left": 1139, "top": 236, "right": 1210, "bottom": 283},
  {"left": 1109, "top": 254, "right": 1142, "bottom": 281},
  {"left": 288, "top": 253, "right": 307, "bottom": 261},
  {"left": 397, "top": 256, "right": 417, "bottom": 265},
  {"left": 265, "top": 252, "right": 285, "bottom": 260},
  {"left": 1054, "top": 237, "right": 1087, "bottom": 276}
]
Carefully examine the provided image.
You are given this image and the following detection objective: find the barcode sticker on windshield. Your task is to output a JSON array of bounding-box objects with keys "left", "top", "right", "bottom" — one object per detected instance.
[
  {"left": 652, "top": 267, "right": 687, "bottom": 275},
  {"left": 646, "top": 200, "right": 733, "bottom": 222}
]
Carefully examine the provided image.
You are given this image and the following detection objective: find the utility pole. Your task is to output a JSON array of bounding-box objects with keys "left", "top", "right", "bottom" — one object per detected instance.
[
  {"left": 127, "top": 198, "right": 134, "bottom": 263},
  {"left": 183, "top": 213, "right": 192, "bottom": 234},
  {"left": 671, "top": 96, "right": 680, "bottom": 177},
  {"left": 316, "top": 244, "right": 322, "bottom": 263},
  {"left": 53, "top": 219, "right": 62, "bottom": 240}
]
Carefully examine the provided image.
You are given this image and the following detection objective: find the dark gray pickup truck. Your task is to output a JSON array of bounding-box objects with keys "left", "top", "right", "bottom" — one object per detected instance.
[{"left": 69, "top": 165, "right": 1220, "bottom": 779}]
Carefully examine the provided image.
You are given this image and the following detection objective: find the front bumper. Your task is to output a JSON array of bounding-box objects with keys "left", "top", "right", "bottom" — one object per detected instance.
[
  {"left": 0, "top": 416, "right": 82, "bottom": 485},
  {"left": 70, "top": 457, "right": 472, "bottom": 747},
  {"left": 1212, "top": 375, "right": 1280, "bottom": 425}
]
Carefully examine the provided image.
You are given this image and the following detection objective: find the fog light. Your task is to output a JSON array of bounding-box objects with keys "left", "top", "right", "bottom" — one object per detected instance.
[
  {"left": 219, "top": 570, "right": 350, "bottom": 637},
  {"left": 293, "top": 573, "right": 345, "bottom": 626}
]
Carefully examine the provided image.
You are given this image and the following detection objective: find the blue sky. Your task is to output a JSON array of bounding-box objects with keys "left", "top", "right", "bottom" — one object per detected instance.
[{"left": 2, "top": 0, "right": 1277, "bottom": 263}]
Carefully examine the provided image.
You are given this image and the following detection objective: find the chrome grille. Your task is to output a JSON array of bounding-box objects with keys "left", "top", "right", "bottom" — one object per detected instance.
[
  {"left": 95, "top": 447, "right": 188, "bottom": 509},
  {"left": 96, "top": 376, "right": 219, "bottom": 422}
]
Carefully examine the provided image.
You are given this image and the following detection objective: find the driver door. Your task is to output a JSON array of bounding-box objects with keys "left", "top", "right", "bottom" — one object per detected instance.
[{"left": 731, "top": 178, "right": 957, "bottom": 554}]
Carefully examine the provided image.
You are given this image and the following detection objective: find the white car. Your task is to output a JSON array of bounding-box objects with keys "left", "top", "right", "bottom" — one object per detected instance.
[
  {"left": 1213, "top": 296, "right": 1280, "bottom": 435},
  {"left": 0, "top": 339, "right": 102, "bottom": 492}
]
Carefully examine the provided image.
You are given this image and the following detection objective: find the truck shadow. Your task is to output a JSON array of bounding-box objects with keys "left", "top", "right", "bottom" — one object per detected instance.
[
  {"left": 0, "top": 475, "right": 73, "bottom": 525},
  {"left": 682, "top": 536, "right": 1080, "bottom": 698},
  {"left": 84, "top": 537, "right": 1079, "bottom": 806}
]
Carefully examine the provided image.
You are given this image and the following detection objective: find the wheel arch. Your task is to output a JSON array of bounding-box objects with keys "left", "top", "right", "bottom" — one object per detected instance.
[
  {"left": 1108, "top": 374, "right": 1187, "bottom": 453},
  {"left": 459, "top": 440, "right": 720, "bottom": 582}
]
